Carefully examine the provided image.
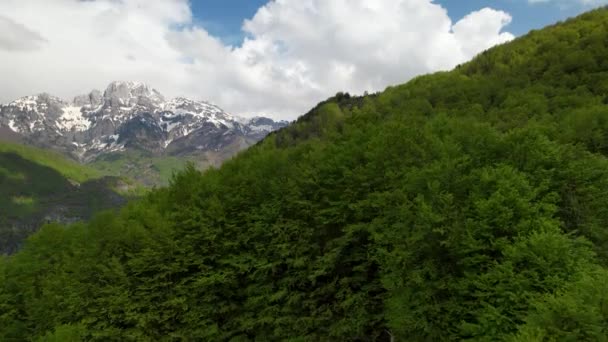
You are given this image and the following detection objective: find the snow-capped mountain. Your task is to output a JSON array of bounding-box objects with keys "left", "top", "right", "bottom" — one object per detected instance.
[{"left": 0, "top": 81, "right": 288, "bottom": 162}]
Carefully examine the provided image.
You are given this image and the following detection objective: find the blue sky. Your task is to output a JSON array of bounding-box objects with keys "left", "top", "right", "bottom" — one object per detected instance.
[
  {"left": 1, "top": 0, "right": 605, "bottom": 119},
  {"left": 191, "top": 0, "right": 596, "bottom": 46},
  {"left": 439, "top": 0, "right": 580, "bottom": 35},
  {"left": 190, "top": 0, "right": 265, "bottom": 45}
]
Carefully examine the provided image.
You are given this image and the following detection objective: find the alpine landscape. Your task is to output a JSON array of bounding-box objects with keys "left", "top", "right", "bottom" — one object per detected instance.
[{"left": 2, "top": 1, "right": 608, "bottom": 341}]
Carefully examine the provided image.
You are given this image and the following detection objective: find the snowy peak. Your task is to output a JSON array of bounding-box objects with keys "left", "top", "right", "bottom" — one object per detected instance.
[
  {"left": 244, "top": 116, "right": 290, "bottom": 137},
  {"left": 162, "top": 97, "right": 238, "bottom": 130},
  {"left": 163, "top": 97, "right": 225, "bottom": 116},
  {"left": 0, "top": 81, "right": 288, "bottom": 162},
  {"left": 247, "top": 116, "right": 285, "bottom": 126},
  {"left": 8, "top": 93, "right": 66, "bottom": 113},
  {"left": 7, "top": 95, "right": 41, "bottom": 113},
  {"left": 104, "top": 81, "right": 156, "bottom": 96},
  {"left": 0, "top": 94, "right": 71, "bottom": 133},
  {"left": 103, "top": 81, "right": 165, "bottom": 108}
]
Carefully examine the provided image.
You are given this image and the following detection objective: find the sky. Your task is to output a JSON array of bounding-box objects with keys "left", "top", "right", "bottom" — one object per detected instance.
[
  {"left": 0, "top": 0, "right": 605, "bottom": 120},
  {"left": 192, "top": 0, "right": 600, "bottom": 44}
]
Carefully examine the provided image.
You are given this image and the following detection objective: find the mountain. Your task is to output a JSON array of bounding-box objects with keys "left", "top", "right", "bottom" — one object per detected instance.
[
  {"left": 0, "top": 81, "right": 288, "bottom": 184},
  {"left": 4, "top": 8, "right": 608, "bottom": 342},
  {"left": 0, "top": 141, "right": 136, "bottom": 254}
]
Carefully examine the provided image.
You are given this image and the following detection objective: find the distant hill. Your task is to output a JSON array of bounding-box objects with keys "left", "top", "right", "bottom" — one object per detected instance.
[{"left": 0, "top": 141, "right": 135, "bottom": 254}]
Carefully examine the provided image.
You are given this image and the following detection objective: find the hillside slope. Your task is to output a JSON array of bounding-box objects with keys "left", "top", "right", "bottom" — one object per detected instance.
[
  {"left": 0, "top": 142, "right": 133, "bottom": 254},
  {"left": 3, "top": 8, "right": 608, "bottom": 341}
]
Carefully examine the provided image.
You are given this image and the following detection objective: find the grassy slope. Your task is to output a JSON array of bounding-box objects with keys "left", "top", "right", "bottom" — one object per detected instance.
[
  {"left": 89, "top": 144, "right": 240, "bottom": 186},
  {"left": 0, "top": 142, "right": 102, "bottom": 183},
  {"left": 0, "top": 141, "right": 103, "bottom": 218},
  {"left": 89, "top": 150, "right": 193, "bottom": 186},
  {"left": 0, "top": 142, "right": 133, "bottom": 254}
]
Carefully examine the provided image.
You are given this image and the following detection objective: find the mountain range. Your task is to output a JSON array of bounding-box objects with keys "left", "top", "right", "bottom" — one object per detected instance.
[{"left": 0, "top": 81, "right": 288, "bottom": 184}]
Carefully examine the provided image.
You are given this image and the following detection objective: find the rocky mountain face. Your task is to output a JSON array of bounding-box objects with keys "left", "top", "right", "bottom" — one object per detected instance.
[{"left": 0, "top": 81, "right": 288, "bottom": 163}]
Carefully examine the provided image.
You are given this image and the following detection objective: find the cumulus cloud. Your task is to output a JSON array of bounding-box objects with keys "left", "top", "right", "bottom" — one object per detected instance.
[
  {"left": 0, "top": 0, "right": 514, "bottom": 120},
  {"left": 0, "top": 15, "right": 47, "bottom": 51}
]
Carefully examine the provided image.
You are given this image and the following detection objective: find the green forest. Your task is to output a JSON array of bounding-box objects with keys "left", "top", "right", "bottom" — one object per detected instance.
[{"left": 3, "top": 8, "right": 608, "bottom": 341}]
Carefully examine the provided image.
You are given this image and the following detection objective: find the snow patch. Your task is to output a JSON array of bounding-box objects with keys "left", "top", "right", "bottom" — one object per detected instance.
[
  {"left": 10, "top": 96, "right": 38, "bottom": 112},
  {"left": 8, "top": 119, "right": 18, "bottom": 132},
  {"left": 249, "top": 124, "right": 273, "bottom": 132},
  {"left": 164, "top": 121, "right": 181, "bottom": 132},
  {"left": 57, "top": 106, "right": 91, "bottom": 131}
]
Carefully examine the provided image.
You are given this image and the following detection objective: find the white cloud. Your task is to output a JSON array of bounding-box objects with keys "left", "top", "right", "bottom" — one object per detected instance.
[
  {"left": 0, "top": 0, "right": 514, "bottom": 120},
  {"left": 0, "top": 15, "right": 47, "bottom": 51},
  {"left": 452, "top": 8, "right": 514, "bottom": 57}
]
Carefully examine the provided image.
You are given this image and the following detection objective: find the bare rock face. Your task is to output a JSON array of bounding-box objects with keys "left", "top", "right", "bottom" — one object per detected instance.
[
  {"left": 103, "top": 81, "right": 165, "bottom": 109},
  {"left": 73, "top": 90, "right": 102, "bottom": 108},
  {"left": 0, "top": 81, "right": 289, "bottom": 162}
]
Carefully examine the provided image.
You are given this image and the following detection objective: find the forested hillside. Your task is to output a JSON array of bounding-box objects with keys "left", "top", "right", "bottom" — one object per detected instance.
[
  {"left": 2, "top": 8, "right": 608, "bottom": 341},
  {"left": 0, "top": 142, "right": 137, "bottom": 254}
]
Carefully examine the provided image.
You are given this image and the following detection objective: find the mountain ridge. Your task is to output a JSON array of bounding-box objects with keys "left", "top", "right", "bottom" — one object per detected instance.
[{"left": 0, "top": 81, "right": 288, "bottom": 163}]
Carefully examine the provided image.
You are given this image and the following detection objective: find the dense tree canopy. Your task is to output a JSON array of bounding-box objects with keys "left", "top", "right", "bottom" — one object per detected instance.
[{"left": 2, "top": 8, "right": 608, "bottom": 341}]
